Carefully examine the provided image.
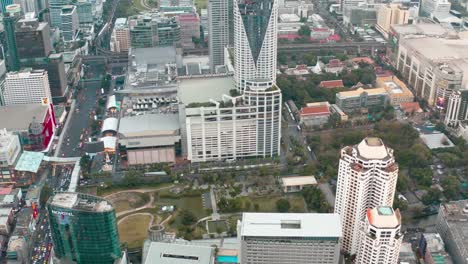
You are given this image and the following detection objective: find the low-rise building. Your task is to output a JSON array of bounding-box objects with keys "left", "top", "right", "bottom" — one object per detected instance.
[
  {"left": 0, "top": 129, "right": 21, "bottom": 183},
  {"left": 118, "top": 114, "right": 180, "bottom": 165},
  {"left": 336, "top": 87, "right": 388, "bottom": 113},
  {"left": 325, "top": 59, "right": 345, "bottom": 74},
  {"left": 436, "top": 200, "right": 468, "bottom": 264},
  {"left": 376, "top": 75, "right": 414, "bottom": 106},
  {"left": 400, "top": 101, "right": 423, "bottom": 114},
  {"left": 418, "top": 233, "right": 452, "bottom": 264},
  {"left": 399, "top": 242, "right": 417, "bottom": 264},
  {"left": 319, "top": 79, "right": 344, "bottom": 89},
  {"left": 13, "top": 151, "right": 44, "bottom": 186},
  {"left": 299, "top": 101, "right": 331, "bottom": 127},
  {"left": 281, "top": 176, "right": 317, "bottom": 193},
  {"left": 239, "top": 212, "right": 342, "bottom": 264}
]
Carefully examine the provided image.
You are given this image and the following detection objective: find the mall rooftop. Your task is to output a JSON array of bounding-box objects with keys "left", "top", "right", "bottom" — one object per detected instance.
[{"left": 49, "top": 192, "right": 114, "bottom": 212}]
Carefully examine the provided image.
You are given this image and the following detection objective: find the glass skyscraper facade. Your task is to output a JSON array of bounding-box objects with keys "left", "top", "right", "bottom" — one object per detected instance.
[{"left": 47, "top": 192, "right": 122, "bottom": 264}]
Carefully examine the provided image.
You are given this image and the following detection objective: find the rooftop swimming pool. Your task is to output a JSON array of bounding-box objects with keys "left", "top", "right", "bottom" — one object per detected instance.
[{"left": 216, "top": 255, "right": 238, "bottom": 263}]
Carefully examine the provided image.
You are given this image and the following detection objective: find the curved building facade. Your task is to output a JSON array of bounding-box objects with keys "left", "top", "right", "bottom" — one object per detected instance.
[
  {"left": 233, "top": 0, "right": 278, "bottom": 91},
  {"left": 47, "top": 192, "right": 121, "bottom": 264}
]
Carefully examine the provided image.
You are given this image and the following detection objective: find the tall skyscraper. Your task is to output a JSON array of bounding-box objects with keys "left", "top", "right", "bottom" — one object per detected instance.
[
  {"left": 47, "top": 192, "right": 123, "bottom": 264},
  {"left": 334, "top": 137, "right": 398, "bottom": 255},
  {"left": 3, "top": 4, "right": 22, "bottom": 72},
  {"left": 238, "top": 213, "right": 342, "bottom": 264},
  {"left": 49, "top": 0, "right": 71, "bottom": 28},
  {"left": 4, "top": 69, "right": 51, "bottom": 105},
  {"left": 208, "top": 0, "right": 233, "bottom": 73},
  {"left": 60, "top": 5, "right": 79, "bottom": 42},
  {"left": 356, "top": 206, "right": 403, "bottom": 264},
  {"left": 445, "top": 90, "right": 468, "bottom": 127},
  {"left": 233, "top": 0, "right": 278, "bottom": 91}
]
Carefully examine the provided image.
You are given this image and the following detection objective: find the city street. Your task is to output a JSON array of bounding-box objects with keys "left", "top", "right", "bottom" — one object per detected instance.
[{"left": 58, "top": 85, "right": 99, "bottom": 157}]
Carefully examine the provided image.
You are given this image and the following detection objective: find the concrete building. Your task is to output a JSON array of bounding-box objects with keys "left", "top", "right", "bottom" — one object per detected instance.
[
  {"left": 76, "top": 0, "right": 93, "bottom": 24},
  {"left": 343, "top": 2, "right": 377, "bottom": 27},
  {"left": 336, "top": 87, "right": 388, "bottom": 113},
  {"left": 375, "top": 4, "right": 410, "bottom": 39},
  {"left": 118, "top": 114, "right": 180, "bottom": 165},
  {"left": 334, "top": 137, "right": 398, "bottom": 254},
  {"left": 395, "top": 33, "right": 468, "bottom": 106},
  {"left": 299, "top": 101, "right": 331, "bottom": 127},
  {"left": 110, "top": 18, "right": 130, "bottom": 53},
  {"left": 420, "top": 0, "right": 451, "bottom": 16},
  {"left": 233, "top": 0, "right": 278, "bottom": 91},
  {"left": 129, "top": 13, "right": 181, "bottom": 48},
  {"left": 183, "top": 79, "right": 282, "bottom": 162},
  {"left": 0, "top": 104, "right": 55, "bottom": 151},
  {"left": 418, "top": 233, "right": 452, "bottom": 264},
  {"left": 445, "top": 90, "right": 468, "bottom": 127},
  {"left": 281, "top": 176, "right": 317, "bottom": 193},
  {"left": 15, "top": 17, "right": 52, "bottom": 60},
  {"left": 143, "top": 242, "right": 215, "bottom": 264},
  {"left": 60, "top": 5, "right": 79, "bottom": 41},
  {"left": 436, "top": 199, "right": 468, "bottom": 264},
  {"left": 0, "top": 129, "right": 21, "bottom": 183},
  {"left": 177, "top": 13, "right": 200, "bottom": 48},
  {"left": 49, "top": 0, "right": 71, "bottom": 28},
  {"left": 238, "top": 212, "right": 342, "bottom": 264},
  {"left": 356, "top": 207, "right": 403, "bottom": 264},
  {"left": 376, "top": 75, "right": 414, "bottom": 106},
  {"left": 4, "top": 69, "right": 51, "bottom": 106},
  {"left": 208, "top": 0, "right": 233, "bottom": 73}
]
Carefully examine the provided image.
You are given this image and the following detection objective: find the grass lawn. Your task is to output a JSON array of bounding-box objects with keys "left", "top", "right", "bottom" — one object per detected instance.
[
  {"left": 119, "top": 214, "right": 152, "bottom": 249},
  {"left": 243, "top": 194, "right": 307, "bottom": 213},
  {"left": 156, "top": 196, "right": 208, "bottom": 219},
  {"left": 110, "top": 192, "right": 150, "bottom": 213},
  {"left": 207, "top": 220, "right": 228, "bottom": 234}
]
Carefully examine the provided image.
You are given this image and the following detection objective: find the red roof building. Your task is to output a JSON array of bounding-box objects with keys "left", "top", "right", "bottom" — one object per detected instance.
[
  {"left": 299, "top": 102, "right": 331, "bottom": 127},
  {"left": 399, "top": 102, "right": 422, "bottom": 114},
  {"left": 319, "top": 80, "right": 344, "bottom": 89}
]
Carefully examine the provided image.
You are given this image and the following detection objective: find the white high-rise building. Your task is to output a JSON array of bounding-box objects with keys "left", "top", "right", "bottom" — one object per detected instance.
[
  {"left": 356, "top": 206, "right": 403, "bottom": 264},
  {"left": 233, "top": 0, "right": 278, "bottom": 91},
  {"left": 208, "top": 0, "right": 233, "bottom": 73},
  {"left": 444, "top": 90, "right": 468, "bottom": 127},
  {"left": 4, "top": 69, "right": 51, "bottom": 106},
  {"left": 60, "top": 5, "right": 79, "bottom": 42},
  {"left": 334, "top": 137, "right": 398, "bottom": 255},
  {"left": 238, "top": 212, "right": 342, "bottom": 264},
  {"left": 185, "top": 79, "right": 282, "bottom": 162}
]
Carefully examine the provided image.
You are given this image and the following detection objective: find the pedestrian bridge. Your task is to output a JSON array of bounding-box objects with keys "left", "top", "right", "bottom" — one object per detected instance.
[{"left": 43, "top": 156, "right": 81, "bottom": 163}]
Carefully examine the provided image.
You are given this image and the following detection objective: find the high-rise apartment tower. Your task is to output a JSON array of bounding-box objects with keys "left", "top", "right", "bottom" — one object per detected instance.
[
  {"left": 334, "top": 137, "right": 398, "bottom": 255},
  {"left": 208, "top": 0, "right": 233, "bottom": 73},
  {"left": 233, "top": 0, "right": 278, "bottom": 91},
  {"left": 356, "top": 206, "right": 403, "bottom": 264}
]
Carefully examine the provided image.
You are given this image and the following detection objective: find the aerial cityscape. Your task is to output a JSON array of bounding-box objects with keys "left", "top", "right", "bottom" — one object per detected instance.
[{"left": 0, "top": 0, "right": 466, "bottom": 262}]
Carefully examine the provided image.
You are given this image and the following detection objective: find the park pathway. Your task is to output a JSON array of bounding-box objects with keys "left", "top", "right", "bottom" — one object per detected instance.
[{"left": 105, "top": 185, "right": 174, "bottom": 217}]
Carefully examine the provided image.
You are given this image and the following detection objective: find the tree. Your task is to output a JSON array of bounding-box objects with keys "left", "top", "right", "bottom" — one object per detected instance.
[
  {"left": 121, "top": 170, "right": 140, "bottom": 187},
  {"left": 393, "top": 196, "right": 408, "bottom": 211},
  {"left": 301, "top": 187, "right": 330, "bottom": 213},
  {"left": 179, "top": 210, "right": 197, "bottom": 226},
  {"left": 410, "top": 168, "right": 432, "bottom": 187},
  {"left": 298, "top": 25, "right": 311, "bottom": 37},
  {"left": 80, "top": 154, "right": 92, "bottom": 174},
  {"left": 421, "top": 188, "right": 441, "bottom": 205},
  {"left": 396, "top": 173, "right": 409, "bottom": 192},
  {"left": 441, "top": 176, "right": 461, "bottom": 200},
  {"left": 276, "top": 199, "right": 291, "bottom": 212}
]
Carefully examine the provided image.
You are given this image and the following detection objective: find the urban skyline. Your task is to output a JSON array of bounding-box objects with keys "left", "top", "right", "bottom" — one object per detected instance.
[{"left": 0, "top": 0, "right": 466, "bottom": 263}]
